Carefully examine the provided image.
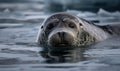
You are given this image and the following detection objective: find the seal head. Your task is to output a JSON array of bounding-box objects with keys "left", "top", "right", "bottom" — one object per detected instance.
[{"left": 37, "top": 13, "right": 110, "bottom": 47}]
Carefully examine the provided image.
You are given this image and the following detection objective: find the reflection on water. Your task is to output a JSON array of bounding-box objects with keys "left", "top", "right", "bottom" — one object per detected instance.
[{"left": 40, "top": 46, "right": 88, "bottom": 63}]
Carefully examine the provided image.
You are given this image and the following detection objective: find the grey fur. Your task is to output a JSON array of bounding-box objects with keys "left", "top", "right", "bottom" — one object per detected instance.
[{"left": 37, "top": 12, "right": 120, "bottom": 47}]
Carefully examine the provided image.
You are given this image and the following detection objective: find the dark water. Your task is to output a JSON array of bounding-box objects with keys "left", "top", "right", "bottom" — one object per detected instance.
[{"left": 0, "top": 3, "right": 120, "bottom": 71}]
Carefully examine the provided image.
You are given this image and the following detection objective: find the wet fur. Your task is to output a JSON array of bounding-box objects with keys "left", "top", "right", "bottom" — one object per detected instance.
[{"left": 37, "top": 12, "right": 120, "bottom": 47}]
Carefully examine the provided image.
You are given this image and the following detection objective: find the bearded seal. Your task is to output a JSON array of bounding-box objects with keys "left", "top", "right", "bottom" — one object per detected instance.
[{"left": 37, "top": 12, "right": 120, "bottom": 47}]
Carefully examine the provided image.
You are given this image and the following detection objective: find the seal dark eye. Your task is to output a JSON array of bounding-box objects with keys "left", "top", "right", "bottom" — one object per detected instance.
[
  {"left": 41, "top": 26, "right": 43, "bottom": 29},
  {"left": 68, "top": 23, "right": 75, "bottom": 28},
  {"left": 47, "top": 23, "right": 55, "bottom": 30},
  {"left": 79, "top": 23, "right": 82, "bottom": 26}
]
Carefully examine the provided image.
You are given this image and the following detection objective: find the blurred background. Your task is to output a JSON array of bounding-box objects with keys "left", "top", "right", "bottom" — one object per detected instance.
[
  {"left": 45, "top": 0, "right": 120, "bottom": 13},
  {"left": 0, "top": 0, "right": 120, "bottom": 13},
  {"left": 0, "top": 0, "right": 119, "bottom": 25}
]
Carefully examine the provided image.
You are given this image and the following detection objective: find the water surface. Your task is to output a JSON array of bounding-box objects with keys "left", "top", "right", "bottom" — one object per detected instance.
[{"left": 0, "top": 3, "right": 120, "bottom": 71}]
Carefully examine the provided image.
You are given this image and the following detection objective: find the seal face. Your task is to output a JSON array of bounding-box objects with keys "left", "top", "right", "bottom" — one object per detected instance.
[{"left": 37, "top": 13, "right": 110, "bottom": 47}]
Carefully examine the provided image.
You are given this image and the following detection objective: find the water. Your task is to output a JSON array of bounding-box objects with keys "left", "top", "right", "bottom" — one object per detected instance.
[{"left": 0, "top": 3, "right": 120, "bottom": 71}]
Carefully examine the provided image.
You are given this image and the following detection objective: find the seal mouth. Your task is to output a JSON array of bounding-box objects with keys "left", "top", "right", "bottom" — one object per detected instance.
[
  {"left": 47, "top": 28, "right": 77, "bottom": 47},
  {"left": 48, "top": 38, "right": 72, "bottom": 46},
  {"left": 56, "top": 41, "right": 70, "bottom": 46},
  {"left": 48, "top": 33, "right": 74, "bottom": 46}
]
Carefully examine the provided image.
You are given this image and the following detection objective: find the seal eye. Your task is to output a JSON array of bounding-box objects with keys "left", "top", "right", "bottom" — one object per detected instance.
[
  {"left": 41, "top": 26, "right": 43, "bottom": 29},
  {"left": 47, "top": 23, "right": 55, "bottom": 30},
  {"left": 79, "top": 23, "right": 82, "bottom": 26},
  {"left": 68, "top": 23, "right": 75, "bottom": 28}
]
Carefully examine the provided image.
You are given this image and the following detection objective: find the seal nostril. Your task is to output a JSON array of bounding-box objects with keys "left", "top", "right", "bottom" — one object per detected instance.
[
  {"left": 58, "top": 32, "right": 61, "bottom": 37},
  {"left": 58, "top": 32, "right": 65, "bottom": 41},
  {"left": 58, "top": 32, "right": 65, "bottom": 37},
  {"left": 62, "top": 32, "right": 65, "bottom": 36}
]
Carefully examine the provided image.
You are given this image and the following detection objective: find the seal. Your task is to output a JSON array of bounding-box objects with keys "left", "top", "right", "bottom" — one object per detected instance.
[{"left": 37, "top": 12, "right": 120, "bottom": 47}]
